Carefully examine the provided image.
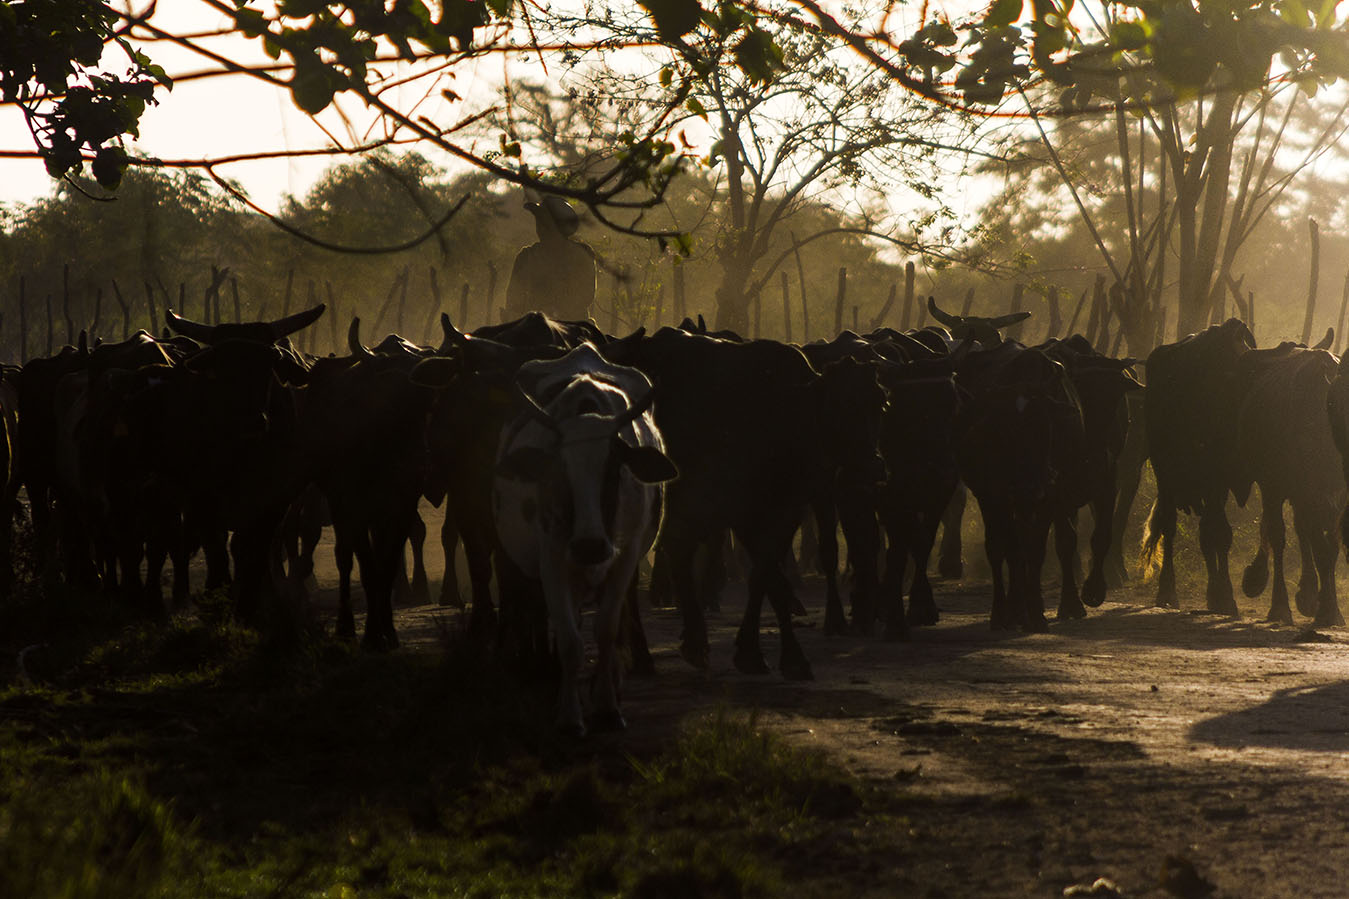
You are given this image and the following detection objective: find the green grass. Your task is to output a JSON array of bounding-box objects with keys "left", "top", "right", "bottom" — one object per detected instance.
[{"left": 0, "top": 569, "right": 892, "bottom": 898}]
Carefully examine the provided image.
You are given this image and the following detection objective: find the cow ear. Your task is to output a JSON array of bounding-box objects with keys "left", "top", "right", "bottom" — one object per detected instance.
[
  {"left": 498, "top": 445, "right": 554, "bottom": 482},
  {"left": 618, "top": 443, "right": 678, "bottom": 483}
]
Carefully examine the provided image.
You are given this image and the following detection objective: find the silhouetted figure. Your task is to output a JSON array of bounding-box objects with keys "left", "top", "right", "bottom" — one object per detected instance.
[{"left": 505, "top": 195, "right": 596, "bottom": 321}]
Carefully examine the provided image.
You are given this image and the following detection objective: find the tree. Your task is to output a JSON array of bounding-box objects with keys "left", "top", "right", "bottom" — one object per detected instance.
[{"left": 530, "top": 2, "right": 974, "bottom": 331}]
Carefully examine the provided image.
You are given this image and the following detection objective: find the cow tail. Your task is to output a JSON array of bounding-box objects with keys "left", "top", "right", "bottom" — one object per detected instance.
[{"left": 1140, "top": 497, "right": 1173, "bottom": 580}]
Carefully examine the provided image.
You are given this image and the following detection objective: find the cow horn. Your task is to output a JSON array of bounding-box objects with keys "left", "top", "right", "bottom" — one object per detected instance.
[
  {"left": 612, "top": 387, "right": 657, "bottom": 431},
  {"left": 518, "top": 387, "right": 560, "bottom": 433},
  {"left": 696, "top": 314, "right": 707, "bottom": 334},
  {"left": 165, "top": 308, "right": 215, "bottom": 343},
  {"left": 989, "top": 310, "right": 1032, "bottom": 329},
  {"left": 77, "top": 330, "right": 88, "bottom": 355},
  {"left": 1315, "top": 327, "right": 1335, "bottom": 351},
  {"left": 348, "top": 318, "right": 373, "bottom": 358},
  {"left": 439, "top": 312, "right": 469, "bottom": 353},
  {"left": 269, "top": 303, "right": 326, "bottom": 340},
  {"left": 927, "top": 297, "right": 961, "bottom": 328}
]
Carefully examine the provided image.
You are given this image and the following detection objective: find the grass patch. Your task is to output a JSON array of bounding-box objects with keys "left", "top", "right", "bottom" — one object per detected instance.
[{"left": 0, "top": 576, "right": 893, "bottom": 898}]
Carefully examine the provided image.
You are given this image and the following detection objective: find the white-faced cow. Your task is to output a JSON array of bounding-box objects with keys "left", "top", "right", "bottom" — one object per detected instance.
[{"left": 492, "top": 344, "right": 677, "bottom": 736}]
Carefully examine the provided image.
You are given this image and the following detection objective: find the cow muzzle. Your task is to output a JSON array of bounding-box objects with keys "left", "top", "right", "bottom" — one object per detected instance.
[{"left": 570, "top": 537, "right": 615, "bottom": 566}]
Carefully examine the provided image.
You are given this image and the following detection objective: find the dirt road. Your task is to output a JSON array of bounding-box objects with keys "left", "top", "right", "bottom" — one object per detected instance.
[{"left": 383, "top": 571, "right": 1349, "bottom": 898}]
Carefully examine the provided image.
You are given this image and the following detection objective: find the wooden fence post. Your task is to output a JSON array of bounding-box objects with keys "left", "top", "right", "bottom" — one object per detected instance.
[
  {"left": 111, "top": 279, "right": 129, "bottom": 339},
  {"left": 1066, "top": 286, "right": 1090, "bottom": 335},
  {"left": 870, "top": 283, "right": 898, "bottom": 332},
  {"left": 960, "top": 287, "right": 975, "bottom": 316},
  {"left": 899, "top": 262, "right": 915, "bottom": 330},
  {"left": 833, "top": 267, "right": 846, "bottom": 336},
  {"left": 780, "top": 271, "right": 792, "bottom": 342},
  {"left": 673, "top": 260, "right": 687, "bottom": 322},
  {"left": 18, "top": 276, "right": 27, "bottom": 362},
  {"left": 792, "top": 234, "right": 809, "bottom": 341},
  {"left": 62, "top": 264, "right": 73, "bottom": 345},
  {"left": 1303, "top": 217, "right": 1320, "bottom": 345},
  {"left": 143, "top": 281, "right": 159, "bottom": 336}
]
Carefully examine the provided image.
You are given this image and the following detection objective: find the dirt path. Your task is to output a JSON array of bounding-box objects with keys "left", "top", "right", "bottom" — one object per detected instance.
[{"left": 311, "top": 506, "right": 1349, "bottom": 897}]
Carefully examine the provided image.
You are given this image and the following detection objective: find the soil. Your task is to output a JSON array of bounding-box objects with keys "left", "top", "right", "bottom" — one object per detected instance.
[{"left": 333, "top": 505, "right": 1349, "bottom": 898}]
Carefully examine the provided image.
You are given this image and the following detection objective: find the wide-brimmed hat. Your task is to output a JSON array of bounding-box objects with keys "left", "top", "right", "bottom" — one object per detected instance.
[{"left": 524, "top": 194, "right": 580, "bottom": 237}]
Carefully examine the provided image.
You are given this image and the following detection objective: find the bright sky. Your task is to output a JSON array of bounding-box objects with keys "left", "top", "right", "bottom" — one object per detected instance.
[{"left": 0, "top": 1, "right": 512, "bottom": 210}]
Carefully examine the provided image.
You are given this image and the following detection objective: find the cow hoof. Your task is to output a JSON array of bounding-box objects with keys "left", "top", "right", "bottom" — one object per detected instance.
[
  {"left": 628, "top": 650, "right": 656, "bottom": 677},
  {"left": 1265, "top": 605, "right": 1293, "bottom": 626},
  {"left": 1295, "top": 588, "right": 1319, "bottom": 618},
  {"left": 823, "top": 608, "right": 848, "bottom": 637},
  {"left": 1242, "top": 558, "right": 1269, "bottom": 598},
  {"left": 590, "top": 711, "right": 627, "bottom": 733},
  {"left": 1056, "top": 603, "right": 1086, "bottom": 621},
  {"left": 1314, "top": 605, "right": 1345, "bottom": 628},
  {"left": 780, "top": 655, "right": 815, "bottom": 681},
  {"left": 679, "top": 640, "right": 710, "bottom": 671},
  {"left": 558, "top": 722, "right": 587, "bottom": 739},
  {"left": 1082, "top": 575, "right": 1106, "bottom": 608},
  {"left": 362, "top": 630, "right": 400, "bottom": 653},
  {"left": 906, "top": 605, "right": 939, "bottom": 628},
  {"left": 733, "top": 647, "right": 771, "bottom": 675},
  {"left": 883, "top": 620, "right": 910, "bottom": 642},
  {"left": 1022, "top": 615, "right": 1050, "bottom": 634}
]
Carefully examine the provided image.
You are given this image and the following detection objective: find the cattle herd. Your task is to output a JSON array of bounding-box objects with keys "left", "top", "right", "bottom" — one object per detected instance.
[{"left": 4, "top": 295, "right": 1349, "bottom": 734}]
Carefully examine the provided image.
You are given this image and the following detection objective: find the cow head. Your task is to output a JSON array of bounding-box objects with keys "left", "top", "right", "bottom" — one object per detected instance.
[{"left": 499, "top": 380, "right": 676, "bottom": 568}]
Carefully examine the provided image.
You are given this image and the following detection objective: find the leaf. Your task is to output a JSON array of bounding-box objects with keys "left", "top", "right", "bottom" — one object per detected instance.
[
  {"left": 732, "top": 28, "right": 784, "bottom": 83},
  {"left": 1280, "top": 0, "right": 1311, "bottom": 27},
  {"left": 984, "top": 0, "right": 1023, "bottom": 29},
  {"left": 686, "top": 96, "right": 707, "bottom": 119},
  {"left": 638, "top": 0, "right": 703, "bottom": 41},
  {"left": 92, "top": 146, "right": 126, "bottom": 190},
  {"left": 290, "top": 59, "right": 336, "bottom": 114},
  {"left": 659, "top": 66, "right": 674, "bottom": 87},
  {"left": 1111, "top": 21, "right": 1147, "bottom": 50}
]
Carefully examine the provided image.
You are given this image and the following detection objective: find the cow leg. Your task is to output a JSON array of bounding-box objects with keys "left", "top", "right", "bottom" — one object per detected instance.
[
  {"left": 1263, "top": 496, "right": 1292, "bottom": 625},
  {"left": 906, "top": 508, "right": 943, "bottom": 630},
  {"left": 741, "top": 523, "right": 814, "bottom": 681},
  {"left": 733, "top": 561, "right": 772, "bottom": 675},
  {"left": 648, "top": 544, "right": 675, "bottom": 610},
  {"left": 815, "top": 500, "right": 847, "bottom": 636},
  {"left": 839, "top": 488, "right": 880, "bottom": 635},
  {"left": 700, "top": 530, "right": 729, "bottom": 613},
  {"left": 1055, "top": 513, "right": 1085, "bottom": 621},
  {"left": 1147, "top": 495, "right": 1180, "bottom": 609},
  {"left": 625, "top": 576, "right": 655, "bottom": 676},
  {"left": 1105, "top": 404, "right": 1146, "bottom": 588},
  {"left": 937, "top": 483, "right": 966, "bottom": 579},
  {"left": 1020, "top": 516, "right": 1051, "bottom": 633},
  {"left": 1293, "top": 507, "right": 1321, "bottom": 618},
  {"left": 333, "top": 524, "right": 358, "bottom": 640},
  {"left": 592, "top": 553, "right": 644, "bottom": 733},
  {"left": 438, "top": 514, "right": 465, "bottom": 609},
  {"left": 361, "top": 521, "right": 403, "bottom": 652},
  {"left": 408, "top": 511, "right": 431, "bottom": 606},
  {"left": 541, "top": 557, "right": 585, "bottom": 736},
  {"left": 984, "top": 505, "right": 1016, "bottom": 631},
  {"left": 879, "top": 512, "right": 911, "bottom": 639},
  {"left": 1082, "top": 485, "right": 1115, "bottom": 609},
  {"left": 1243, "top": 491, "right": 1274, "bottom": 600},
  {"left": 665, "top": 526, "right": 711, "bottom": 670},
  {"left": 1199, "top": 497, "right": 1238, "bottom": 616},
  {"left": 1305, "top": 505, "right": 1345, "bottom": 627},
  {"left": 463, "top": 526, "right": 498, "bottom": 641}
]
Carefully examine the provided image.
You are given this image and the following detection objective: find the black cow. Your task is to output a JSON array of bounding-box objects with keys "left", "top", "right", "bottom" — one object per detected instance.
[
  {"left": 954, "top": 339, "right": 1086, "bottom": 631},
  {"left": 1142, "top": 319, "right": 1258, "bottom": 613},
  {"left": 607, "top": 327, "right": 887, "bottom": 679},
  {"left": 1037, "top": 336, "right": 1142, "bottom": 618},
  {"left": 1239, "top": 340, "right": 1345, "bottom": 625}
]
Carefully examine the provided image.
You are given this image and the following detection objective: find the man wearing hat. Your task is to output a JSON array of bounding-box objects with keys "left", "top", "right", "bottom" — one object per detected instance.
[{"left": 505, "top": 193, "right": 597, "bottom": 321}]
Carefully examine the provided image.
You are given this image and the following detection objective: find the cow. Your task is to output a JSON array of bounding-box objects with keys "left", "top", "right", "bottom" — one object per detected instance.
[
  {"left": 1238, "top": 338, "right": 1345, "bottom": 625},
  {"left": 1142, "top": 319, "right": 1258, "bottom": 613},
  {"left": 293, "top": 318, "right": 437, "bottom": 649},
  {"left": 492, "top": 343, "right": 676, "bottom": 735},
  {"left": 952, "top": 338, "right": 1086, "bottom": 631},
  {"left": 1037, "top": 336, "right": 1143, "bottom": 618},
  {"left": 606, "top": 327, "right": 887, "bottom": 679}
]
